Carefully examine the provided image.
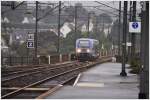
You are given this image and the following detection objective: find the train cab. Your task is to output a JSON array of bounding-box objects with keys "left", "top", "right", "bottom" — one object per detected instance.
[{"left": 76, "top": 38, "right": 99, "bottom": 61}]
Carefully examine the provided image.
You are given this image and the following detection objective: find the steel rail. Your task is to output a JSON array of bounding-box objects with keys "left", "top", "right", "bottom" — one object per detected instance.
[
  {"left": 2, "top": 61, "right": 75, "bottom": 77},
  {"left": 2, "top": 62, "right": 77, "bottom": 82},
  {"left": 4, "top": 61, "right": 74, "bottom": 70}
]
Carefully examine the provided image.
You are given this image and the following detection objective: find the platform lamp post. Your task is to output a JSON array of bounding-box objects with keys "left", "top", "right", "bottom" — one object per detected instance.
[
  {"left": 118, "top": 1, "right": 121, "bottom": 56},
  {"left": 120, "top": 1, "right": 127, "bottom": 76}
]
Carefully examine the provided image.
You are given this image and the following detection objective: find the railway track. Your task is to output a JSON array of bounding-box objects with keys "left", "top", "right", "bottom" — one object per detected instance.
[
  {"left": 1, "top": 57, "right": 112, "bottom": 99},
  {"left": 2, "top": 62, "right": 85, "bottom": 87},
  {"left": 2, "top": 62, "right": 77, "bottom": 82},
  {"left": 2, "top": 61, "right": 74, "bottom": 76},
  {"left": 2, "top": 64, "right": 89, "bottom": 98}
]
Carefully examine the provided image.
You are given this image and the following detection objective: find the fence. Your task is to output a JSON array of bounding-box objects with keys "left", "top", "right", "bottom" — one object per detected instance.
[
  {"left": 42, "top": 54, "right": 72, "bottom": 64},
  {"left": 1, "top": 53, "right": 73, "bottom": 66},
  {"left": 1, "top": 50, "right": 118, "bottom": 66},
  {"left": 1, "top": 56, "right": 38, "bottom": 66}
]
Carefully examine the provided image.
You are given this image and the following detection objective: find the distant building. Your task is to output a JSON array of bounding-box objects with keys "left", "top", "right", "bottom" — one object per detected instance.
[
  {"left": 81, "top": 19, "right": 94, "bottom": 32},
  {"left": 22, "top": 17, "right": 29, "bottom": 24},
  {"left": 60, "top": 23, "right": 71, "bottom": 38},
  {"left": 1, "top": 37, "right": 9, "bottom": 53},
  {"left": 3, "top": 17, "right": 10, "bottom": 23},
  {"left": 81, "top": 24, "right": 87, "bottom": 32}
]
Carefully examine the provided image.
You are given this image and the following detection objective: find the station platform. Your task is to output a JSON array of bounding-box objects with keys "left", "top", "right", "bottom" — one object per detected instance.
[{"left": 45, "top": 62, "right": 139, "bottom": 99}]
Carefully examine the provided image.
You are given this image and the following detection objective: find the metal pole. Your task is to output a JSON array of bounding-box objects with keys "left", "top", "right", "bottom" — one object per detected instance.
[
  {"left": 95, "top": 17, "right": 100, "bottom": 54},
  {"left": 131, "top": 1, "right": 136, "bottom": 59},
  {"left": 57, "top": 1, "right": 61, "bottom": 53},
  {"left": 118, "top": 1, "right": 121, "bottom": 56},
  {"left": 102, "top": 16, "right": 104, "bottom": 32},
  {"left": 87, "top": 13, "right": 90, "bottom": 37},
  {"left": 95, "top": 17, "right": 98, "bottom": 35},
  {"left": 35, "top": 1, "right": 38, "bottom": 58},
  {"left": 128, "top": 1, "right": 132, "bottom": 62},
  {"left": 120, "top": 1, "right": 127, "bottom": 76},
  {"left": 74, "top": 6, "right": 77, "bottom": 50},
  {"left": 95, "top": 17, "right": 99, "bottom": 41},
  {"left": 139, "top": 1, "right": 149, "bottom": 98}
]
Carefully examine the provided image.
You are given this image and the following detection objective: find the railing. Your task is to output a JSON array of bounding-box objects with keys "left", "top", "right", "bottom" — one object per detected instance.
[
  {"left": 1, "top": 53, "right": 72, "bottom": 66},
  {"left": 1, "top": 56, "right": 38, "bottom": 66},
  {"left": 1, "top": 49, "right": 118, "bottom": 66}
]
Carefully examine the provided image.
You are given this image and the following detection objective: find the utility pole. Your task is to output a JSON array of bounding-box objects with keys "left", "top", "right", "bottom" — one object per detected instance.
[
  {"left": 74, "top": 6, "right": 77, "bottom": 50},
  {"left": 2, "top": 14, "right": 7, "bottom": 34},
  {"left": 11, "top": 1, "right": 15, "bottom": 10},
  {"left": 95, "top": 16, "right": 100, "bottom": 49},
  {"left": 118, "top": 1, "right": 121, "bottom": 56},
  {"left": 57, "top": 1, "right": 61, "bottom": 53},
  {"left": 102, "top": 16, "right": 104, "bottom": 32},
  {"left": 128, "top": 1, "right": 132, "bottom": 62},
  {"left": 131, "top": 1, "right": 136, "bottom": 59},
  {"left": 35, "top": 1, "right": 38, "bottom": 58},
  {"left": 139, "top": 1, "right": 149, "bottom": 99},
  {"left": 96, "top": 17, "right": 99, "bottom": 40},
  {"left": 87, "top": 13, "right": 90, "bottom": 37},
  {"left": 120, "top": 1, "right": 127, "bottom": 76}
]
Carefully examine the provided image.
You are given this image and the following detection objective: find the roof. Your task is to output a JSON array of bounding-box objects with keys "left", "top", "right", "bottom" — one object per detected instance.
[{"left": 77, "top": 38, "right": 98, "bottom": 42}]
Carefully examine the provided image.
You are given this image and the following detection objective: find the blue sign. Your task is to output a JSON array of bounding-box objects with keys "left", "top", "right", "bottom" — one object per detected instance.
[
  {"left": 129, "top": 22, "right": 141, "bottom": 33},
  {"left": 27, "top": 41, "right": 34, "bottom": 48},
  {"left": 132, "top": 22, "right": 138, "bottom": 29}
]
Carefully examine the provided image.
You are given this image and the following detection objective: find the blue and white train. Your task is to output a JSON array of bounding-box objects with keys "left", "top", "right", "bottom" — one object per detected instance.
[{"left": 76, "top": 38, "right": 100, "bottom": 61}]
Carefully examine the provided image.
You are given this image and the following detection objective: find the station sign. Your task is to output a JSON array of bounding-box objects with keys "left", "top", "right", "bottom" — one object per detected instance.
[
  {"left": 129, "top": 22, "right": 141, "bottom": 33},
  {"left": 28, "top": 34, "right": 34, "bottom": 40},
  {"left": 27, "top": 40, "right": 34, "bottom": 48}
]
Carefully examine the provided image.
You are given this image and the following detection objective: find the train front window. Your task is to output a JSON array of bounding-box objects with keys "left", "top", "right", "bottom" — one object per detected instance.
[{"left": 78, "top": 40, "right": 90, "bottom": 48}]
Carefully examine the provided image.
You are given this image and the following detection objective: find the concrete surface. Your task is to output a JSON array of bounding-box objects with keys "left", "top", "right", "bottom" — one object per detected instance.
[{"left": 45, "top": 62, "right": 139, "bottom": 99}]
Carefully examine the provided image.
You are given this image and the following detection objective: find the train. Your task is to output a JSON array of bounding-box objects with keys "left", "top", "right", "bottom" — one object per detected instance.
[{"left": 76, "top": 38, "right": 100, "bottom": 61}]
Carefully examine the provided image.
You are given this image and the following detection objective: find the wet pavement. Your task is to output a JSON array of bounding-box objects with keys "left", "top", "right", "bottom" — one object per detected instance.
[{"left": 45, "top": 62, "right": 139, "bottom": 99}]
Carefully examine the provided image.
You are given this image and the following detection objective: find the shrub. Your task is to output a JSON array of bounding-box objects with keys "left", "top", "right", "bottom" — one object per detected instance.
[{"left": 129, "top": 58, "right": 141, "bottom": 74}]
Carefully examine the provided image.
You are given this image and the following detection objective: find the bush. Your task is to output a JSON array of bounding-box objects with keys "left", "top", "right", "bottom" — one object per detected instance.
[
  {"left": 39, "top": 56, "right": 49, "bottom": 64},
  {"left": 129, "top": 58, "right": 141, "bottom": 74},
  {"left": 130, "top": 66, "right": 141, "bottom": 74}
]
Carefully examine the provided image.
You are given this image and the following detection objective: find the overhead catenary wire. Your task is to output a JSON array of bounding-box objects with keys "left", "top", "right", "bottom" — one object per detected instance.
[
  {"left": 2, "top": 1, "right": 120, "bottom": 26},
  {"left": 37, "top": 2, "right": 65, "bottom": 21},
  {"left": 2, "top": 1, "right": 121, "bottom": 18},
  {"left": 94, "top": 1, "right": 120, "bottom": 12},
  {"left": 1, "top": 1, "right": 25, "bottom": 14},
  {"left": 94, "top": 1, "right": 130, "bottom": 16},
  {"left": 93, "top": 6, "right": 119, "bottom": 16}
]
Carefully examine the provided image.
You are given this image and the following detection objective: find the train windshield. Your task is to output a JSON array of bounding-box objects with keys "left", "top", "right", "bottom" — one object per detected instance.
[{"left": 78, "top": 40, "right": 90, "bottom": 48}]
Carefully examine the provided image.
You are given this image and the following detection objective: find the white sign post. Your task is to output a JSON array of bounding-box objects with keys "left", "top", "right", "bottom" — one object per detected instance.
[{"left": 129, "top": 22, "right": 141, "bottom": 33}]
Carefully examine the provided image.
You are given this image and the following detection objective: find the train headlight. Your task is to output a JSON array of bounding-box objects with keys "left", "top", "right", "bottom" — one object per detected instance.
[
  {"left": 87, "top": 49, "right": 90, "bottom": 53},
  {"left": 77, "top": 49, "right": 81, "bottom": 53}
]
